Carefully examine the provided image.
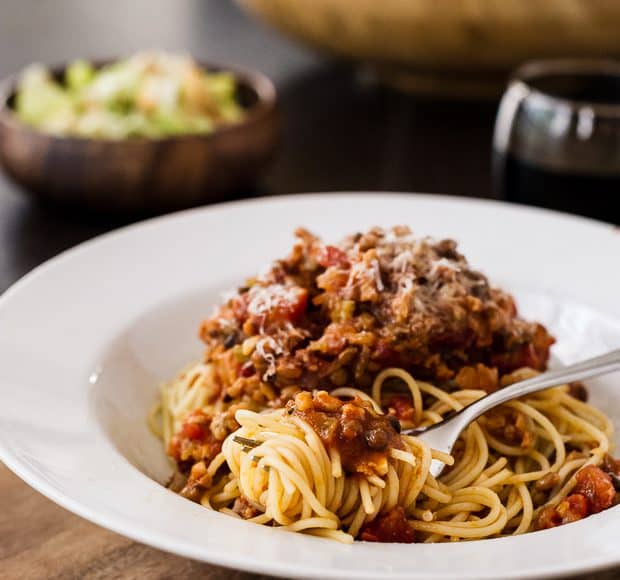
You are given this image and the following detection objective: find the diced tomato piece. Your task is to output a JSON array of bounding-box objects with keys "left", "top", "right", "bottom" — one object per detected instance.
[
  {"left": 244, "top": 284, "right": 308, "bottom": 325},
  {"left": 535, "top": 466, "right": 616, "bottom": 530},
  {"left": 557, "top": 494, "right": 590, "bottom": 523},
  {"left": 535, "top": 494, "right": 589, "bottom": 529},
  {"left": 274, "top": 287, "right": 308, "bottom": 323},
  {"left": 168, "top": 410, "right": 221, "bottom": 467},
  {"left": 181, "top": 421, "right": 204, "bottom": 440},
  {"left": 535, "top": 505, "right": 562, "bottom": 530},
  {"left": 574, "top": 465, "right": 616, "bottom": 513},
  {"left": 317, "top": 245, "right": 350, "bottom": 269},
  {"left": 240, "top": 361, "right": 255, "bottom": 377},
  {"left": 179, "top": 410, "right": 209, "bottom": 440},
  {"left": 360, "top": 507, "right": 415, "bottom": 543},
  {"left": 372, "top": 339, "right": 399, "bottom": 365},
  {"left": 387, "top": 395, "right": 415, "bottom": 422}
]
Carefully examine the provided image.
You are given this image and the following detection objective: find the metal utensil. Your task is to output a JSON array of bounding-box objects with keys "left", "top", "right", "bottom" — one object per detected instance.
[{"left": 403, "top": 348, "right": 620, "bottom": 478}]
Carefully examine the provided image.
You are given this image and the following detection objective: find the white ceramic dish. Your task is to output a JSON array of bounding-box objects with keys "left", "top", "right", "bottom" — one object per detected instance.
[{"left": 1, "top": 193, "right": 620, "bottom": 579}]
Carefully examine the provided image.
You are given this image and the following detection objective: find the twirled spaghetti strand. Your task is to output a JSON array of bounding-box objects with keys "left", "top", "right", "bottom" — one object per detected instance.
[{"left": 152, "top": 364, "right": 616, "bottom": 543}]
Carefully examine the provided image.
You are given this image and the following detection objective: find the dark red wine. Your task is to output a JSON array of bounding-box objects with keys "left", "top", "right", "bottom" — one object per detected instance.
[
  {"left": 493, "top": 64, "right": 620, "bottom": 224},
  {"left": 494, "top": 152, "right": 620, "bottom": 224}
]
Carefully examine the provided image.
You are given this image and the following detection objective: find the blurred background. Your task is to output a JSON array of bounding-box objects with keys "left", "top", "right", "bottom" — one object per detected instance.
[
  {"left": 1, "top": 3, "right": 620, "bottom": 577},
  {"left": 0, "top": 0, "right": 506, "bottom": 198},
  {"left": 0, "top": 0, "right": 619, "bottom": 293}
]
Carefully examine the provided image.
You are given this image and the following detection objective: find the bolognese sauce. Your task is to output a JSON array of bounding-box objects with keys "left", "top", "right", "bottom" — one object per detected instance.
[
  {"left": 289, "top": 391, "right": 403, "bottom": 477},
  {"left": 154, "top": 225, "right": 618, "bottom": 543},
  {"left": 535, "top": 465, "right": 617, "bottom": 529},
  {"left": 199, "top": 226, "right": 554, "bottom": 417}
]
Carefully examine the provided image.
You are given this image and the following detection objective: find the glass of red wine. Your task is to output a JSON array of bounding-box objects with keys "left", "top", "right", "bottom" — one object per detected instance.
[{"left": 493, "top": 60, "right": 620, "bottom": 224}]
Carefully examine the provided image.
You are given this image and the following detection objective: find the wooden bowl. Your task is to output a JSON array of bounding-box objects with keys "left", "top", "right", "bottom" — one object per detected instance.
[
  {"left": 0, "top": 60, "right": 278, "bottom": 215},
  {"left": 237, "top": 0, "right": 620, "bottom": 98}
]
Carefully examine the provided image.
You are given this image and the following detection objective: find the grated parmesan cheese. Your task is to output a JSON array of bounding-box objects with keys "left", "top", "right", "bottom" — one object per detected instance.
[
  {"left": 346, "top": 258, "right": 384, "bottom": 292},
  {"left": 429, "top": 257, "right": 461, "bottom": 278},
  {"left": 391, "top": 250, "right": 414, "bottom": 273},
  {"left": 247, "top": 284, "right": 299, "bottom": 317},
  {"left": 255, "top": 336, "right": 283, "bottom": 380}
]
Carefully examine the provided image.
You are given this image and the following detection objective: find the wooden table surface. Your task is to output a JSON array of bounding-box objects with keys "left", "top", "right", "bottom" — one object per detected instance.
[
  {"left": 1, "top": 462, "right": 619, "bottom": 580},
  {"left": 0, "top": 464, "right": 271, "bottom": 580},
  {"left": 0, "top": 1, "right": 618, "bottom": 579}
]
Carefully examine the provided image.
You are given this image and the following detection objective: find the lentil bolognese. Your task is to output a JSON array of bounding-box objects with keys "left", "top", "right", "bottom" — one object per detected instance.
[{"left": 149, "top": 226, "right": 619, "bottom": 543}]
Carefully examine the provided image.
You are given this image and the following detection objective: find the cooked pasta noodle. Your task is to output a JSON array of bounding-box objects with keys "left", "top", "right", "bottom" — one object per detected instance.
[
  {"left": 149, "top": 226, "right": 619, "bottom": 543},
  {"left": 150, "top": 364, "right": 617, "bottom": 543}
]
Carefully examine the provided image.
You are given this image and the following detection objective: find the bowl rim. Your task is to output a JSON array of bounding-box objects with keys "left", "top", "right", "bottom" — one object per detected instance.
[
  {"left": 0, "top": 55, "right": 277, "bottom": 145},
  {"left": 2, "top": 192, "right": 620, "bottom": 579},
  {"left": 508, "top": 58, "right": 620, "bottom": 118}
]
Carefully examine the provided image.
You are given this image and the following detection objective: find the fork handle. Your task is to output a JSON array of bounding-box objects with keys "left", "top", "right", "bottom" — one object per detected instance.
[{"left": 450, "top": 347, "right": 620, "bottom": 434}]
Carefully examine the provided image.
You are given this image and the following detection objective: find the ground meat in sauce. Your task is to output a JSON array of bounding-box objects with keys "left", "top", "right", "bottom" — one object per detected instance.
[
  {"left": 168, "top": 410, "right": 223, "bottom": 472},
  {"left": 573, "top": 465, "right": 616, "bottom": 513},
  {"left": 535, "top": 465, "right": 616, "bottom": 530},
  {"left": 483, "top": 406, "right": 535, "bottom": 449},
  {"left": 601, "top": 454, "right": 620, "bottom": 477},
  {"left": 455, "top": 363, "right": 499, "bottom": 393},
  {"left": 198, "top": 227, "right": 554, "bottom": 404},
  {"left": 386, "top": 394, "right": 415, "bottom": 423},
  {"left": 601, "top": 455, "right": 620, "bottom": 504},
  {"left": 359, "top": 506, "right": 416, "bottom": 543},
  {"left": 233, "top": 496, "right": 261, "bottom": 519},
  {"left": 161, "top": 226, "right": 620, "bottom": 539},
  {"left": 536, "top": 494, "right": 590, "bottom": 529},
  {"left": 568, "top": 381, "right": 589, "bottom": 402},
  {"left": 288, "top": 391, "right": 403, "bottom": 476},
  {"left": 178, "top": 460, "right": 212, "bottom": 502}
]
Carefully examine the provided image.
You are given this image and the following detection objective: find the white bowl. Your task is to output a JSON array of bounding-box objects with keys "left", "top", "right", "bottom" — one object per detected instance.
[{"left": 1, "top": 193, "right": 620, "bottom": 579}]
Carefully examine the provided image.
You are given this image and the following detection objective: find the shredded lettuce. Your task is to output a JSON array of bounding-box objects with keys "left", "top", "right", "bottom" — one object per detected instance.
[{"left": 13, "top": 52, "right": 244, "bottom": 139}]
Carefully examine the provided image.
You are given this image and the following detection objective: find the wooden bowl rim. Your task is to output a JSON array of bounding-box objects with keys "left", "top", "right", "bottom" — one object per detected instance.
[{"left": 0, "top": 56, "right": 277, "bottom": 145}]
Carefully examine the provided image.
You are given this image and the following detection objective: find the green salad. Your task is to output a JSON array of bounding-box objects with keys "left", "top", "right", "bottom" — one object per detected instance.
[{"left": 13, "top": 52, "right": 244, "bottom": 139}]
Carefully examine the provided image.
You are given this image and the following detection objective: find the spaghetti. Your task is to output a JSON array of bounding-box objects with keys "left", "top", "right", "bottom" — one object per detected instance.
[
  {"left": 148, "top": 226, "right": 619, "bottom": 543},
  {"left": 150, "top": 364, "right": 618, "bottom": 543}
]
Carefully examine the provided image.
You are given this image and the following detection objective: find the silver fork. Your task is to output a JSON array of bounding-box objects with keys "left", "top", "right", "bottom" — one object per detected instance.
[{"left": 402, "top": 348, "right": 620, "bottom": 478}]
